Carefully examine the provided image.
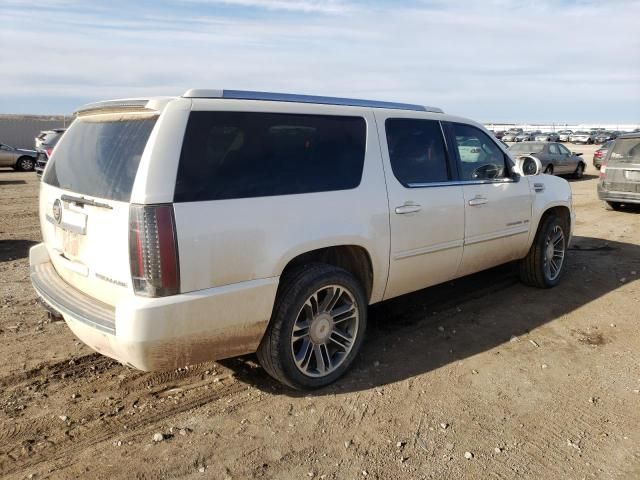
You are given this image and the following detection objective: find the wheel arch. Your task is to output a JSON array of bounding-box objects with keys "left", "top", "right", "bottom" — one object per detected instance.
[{"left": 278, "top": 244, "right": 375, "bottom": 303}]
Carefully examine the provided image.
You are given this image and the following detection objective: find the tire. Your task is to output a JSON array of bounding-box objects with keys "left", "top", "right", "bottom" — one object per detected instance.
[
  {"left": 544, "top": 164, "right": 554, "bottom": 175},
  {"left": 573, "top": 163, "right": 585, "bottom": 179},
  {"left": 606, "top": 201, "right": 623, "bottom": 211},
  {"left": 519, "top": 214, "right": 568, "bottom": 288},
  {"left": 16, "top": 156, "right": 35, "bottom": 171},
  {"left": 257, "top": 263, "right": 368, "bottom": 389}
]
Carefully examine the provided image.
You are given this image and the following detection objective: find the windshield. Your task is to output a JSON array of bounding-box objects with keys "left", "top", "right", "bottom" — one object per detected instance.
[
  {"left": 608, "top": 138, "right": 640, "bottom": 165},
  {"left": 509, "top": 143, "right": 544, "bottom": 154},
  {"left": 574, "top": 131, "right": 588, "bottom": 135},
  {"left": 43, "top": 114, "right": 157, "bottom": 202}
]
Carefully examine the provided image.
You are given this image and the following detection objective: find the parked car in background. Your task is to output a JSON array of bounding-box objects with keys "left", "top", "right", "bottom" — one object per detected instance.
[
  {"left": 509, "top": 141, "right": 586, "bottom": 178},
  {"left": 35, "top": 129, "right": 66, "bottom": 176},
  {"left": 558, "top": 130, "right": 573, "bottom": 142},
  {"left": 570, "top": 131, "right": 595, "bottom": 144},
  {"left": 535, "top": 132, "right": 560, "bottom": 142},
  {"left": 0, "top": 143, "right": 37, "bottom": 171},
  {"left": 29, "top": 89, "right": 574, "bottom": 389},
  {"left": 598, "top": 132, "right": 640, "bottom": 210},
  {"left": 593, "top": 140, "right": 613, "bottom": 170},
  {"left": 515, "top": 131, "right": 541, "bottom": 142},
  {"left": 594, "top": 131, "right": 617, "bottom": 144},
  {"left": 502, "top": 131, "right": 519, "bottom": 142}
]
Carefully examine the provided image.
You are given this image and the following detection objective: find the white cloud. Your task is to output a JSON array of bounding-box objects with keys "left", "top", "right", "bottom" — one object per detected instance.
[{"left": 1, "top": 0, "right": 639, "bottom": 122}]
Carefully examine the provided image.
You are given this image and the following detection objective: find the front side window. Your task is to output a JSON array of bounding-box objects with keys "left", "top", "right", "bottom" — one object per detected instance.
[
  {"left": 557, "top": 144, "right": 571, "bottom": 155},
  {"left": 549, "top": 144, "right": 560, "bottom": 154},
  {"left": 174, "top": 112, "right": 366, "bottom": 202},
  {"left": 452, "top": 123, "right": 508, "bottom": 180},
  {"left": 385, "top": 118, "right": 449, "bottom": 186}
]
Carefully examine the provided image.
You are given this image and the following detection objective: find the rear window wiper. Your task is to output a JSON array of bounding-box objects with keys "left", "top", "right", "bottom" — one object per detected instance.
[{"left": 61, "top": 194, "right": 113, "bottom": 210}]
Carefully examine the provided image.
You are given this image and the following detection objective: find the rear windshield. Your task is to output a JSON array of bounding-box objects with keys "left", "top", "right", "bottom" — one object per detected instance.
[
  {"left": 509, "top": 143, "right": 544, "bottom": 154},
  {"left": 43, "top": 115, "right": 157, "bottom": 202},
  {"left": 608, "top": 137, "right": 640, "bottom": 164},
  {"left": 174, "top": 111, "right": 366, "bottom": 202}
]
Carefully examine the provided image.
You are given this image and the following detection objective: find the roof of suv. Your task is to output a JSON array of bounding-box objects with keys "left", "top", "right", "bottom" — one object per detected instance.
[
  {"left": 75, "top": 89, "right": 444, "bottom": 116},
  {"left": 617, "top": 132, "right": 640, "bottom": 139}
]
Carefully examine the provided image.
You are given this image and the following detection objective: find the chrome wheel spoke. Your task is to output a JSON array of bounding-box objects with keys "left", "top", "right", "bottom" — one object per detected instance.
[
  {"left": 291, "top": 284, "right": 360, "bottom": 378},
  {"left": 330, "top": 329, "right": 353, "bottom": 351}
]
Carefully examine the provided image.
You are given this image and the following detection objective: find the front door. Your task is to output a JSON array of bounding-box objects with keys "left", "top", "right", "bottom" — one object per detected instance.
[
  {"left": 376, "top": 113, "right": 465, "bottom": 300},
  {"left": 448, "top": 123, "right": 533, "bottom": 277}
]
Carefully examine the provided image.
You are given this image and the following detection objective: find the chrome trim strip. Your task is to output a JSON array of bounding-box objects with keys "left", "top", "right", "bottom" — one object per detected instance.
[
  {"left": 183, "top": 89, "right": 443, "bottom": 113},
  {"left": 393, "top": 239, "right": 463, "bottom": 260},
  {"left": 464, "top": 226, "right": 529, "bottom": 246},
  {"left": 407, "top": 178, "right": 516, "bottom": 188}
]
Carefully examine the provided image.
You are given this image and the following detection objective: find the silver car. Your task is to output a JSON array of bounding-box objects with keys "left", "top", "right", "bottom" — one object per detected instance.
[
  {"left": 0, "top": 143, "right": 37, "bottom": 171},
  {"left": 509, "top": 141, "right": 586, "bottom": 178},
  {"left": 535, "top": 132, "right": 560, "bottom": 142},
  {"left": 558, "top": 130, "right": 573, "bottom": 142},
  {"left": 570, "top": 131, "right": 595, "bottom": 144},
  {"left": 598, "top": 133, "right": 640, "bottom": 210}
]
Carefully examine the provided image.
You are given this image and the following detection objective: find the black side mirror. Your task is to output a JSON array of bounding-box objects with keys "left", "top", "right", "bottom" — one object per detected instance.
[{"left": 573, "top": 152, "right": 583, "bottom": 157}]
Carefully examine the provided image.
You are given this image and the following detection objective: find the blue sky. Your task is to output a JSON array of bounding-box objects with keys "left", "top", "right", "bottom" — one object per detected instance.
[{"left": 1, "top": 0, "right": 639, "bottom": 122}]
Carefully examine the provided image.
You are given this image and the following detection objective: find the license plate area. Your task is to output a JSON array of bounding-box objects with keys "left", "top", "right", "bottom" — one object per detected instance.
[{"left": 624, "top": 170, "right": 640, "bottom": 182}]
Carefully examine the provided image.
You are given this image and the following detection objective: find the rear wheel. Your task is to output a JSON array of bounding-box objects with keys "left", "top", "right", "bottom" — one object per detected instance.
[
  {"left": 519, "top": 214, "right": 567, "bottom": 288},
  {"left": 257, "top": 264, "right": 367, "bottom": 389},
  {"left": 573, "top": 162, "right": 585, "bottom": 179},
  {"left": 606, "top": 201, "right": 623, "bottom": 211},
  {"left": 16, "top": 156, "right": 35, "bottom": 171}
]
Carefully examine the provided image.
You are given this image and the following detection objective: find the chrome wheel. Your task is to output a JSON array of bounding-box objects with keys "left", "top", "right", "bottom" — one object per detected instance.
[
  {"left": 291, "top": 285, "right": 359, "bottom": 378},
  {"left": 19, "top": 157, "right": 34, "bottom": 171},
  {"left": 543, "top": 225, "right": 565, "bottom": 281}
]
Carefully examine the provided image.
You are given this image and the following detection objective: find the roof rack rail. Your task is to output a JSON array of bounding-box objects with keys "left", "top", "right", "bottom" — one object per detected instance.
[{"left": 182, "top": 89, "right": 443, "bottom": 113}]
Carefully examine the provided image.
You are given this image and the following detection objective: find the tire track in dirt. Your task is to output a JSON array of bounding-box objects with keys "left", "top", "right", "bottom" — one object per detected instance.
[{"left": 0, "top": 375, "right": 257, "bottom": 477}]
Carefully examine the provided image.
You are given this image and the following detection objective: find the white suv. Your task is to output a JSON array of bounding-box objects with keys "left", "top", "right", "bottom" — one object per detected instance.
[{"left": 30, "top": 89, "right": 573, "bottom": 389}]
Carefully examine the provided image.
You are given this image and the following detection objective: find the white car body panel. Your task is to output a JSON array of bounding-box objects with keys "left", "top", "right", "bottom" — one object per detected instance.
[{"left": 30, "top": 94, "right": 574, "bottom": 372}]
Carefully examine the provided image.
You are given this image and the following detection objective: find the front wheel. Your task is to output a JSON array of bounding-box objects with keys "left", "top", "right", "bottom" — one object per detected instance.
[
  {"left": 573, "top": 163, "right": 585, "bottom": 179},
  {"left": 257, "top": 264, "right": 367, "bottom": 389},
  {"left": 606, "top": 201, "right": 623, "bottom": 211},
  {"left": 519, "top": 214, "right": 567, "bottom": 288},
  {"left": 16, "top": 156, "right": 35, "bottom": 171},
  {"left": 544, "top": 164, "right": 554, "bottom": 175}
]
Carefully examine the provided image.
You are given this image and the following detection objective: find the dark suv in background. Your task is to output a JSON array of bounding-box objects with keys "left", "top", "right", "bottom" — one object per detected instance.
[
  {"left": 35, "top": 129, "right": 65, "bottom": 176},
  {"left": 598, "top": 132, "right": 640, "bottom": 210}
]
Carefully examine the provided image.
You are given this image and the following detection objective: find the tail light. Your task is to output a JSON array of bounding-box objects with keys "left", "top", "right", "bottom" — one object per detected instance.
[
  {"left": 129, "top": 204, "right": 180, "bottom": 297},
  {"left": 599, "top": 162, "right": 607, "bottom": 179},
  {"left": 46, "top": 147, "right": 53, "bottom": 157},
  {"left": 594, "top": 151, "right": 602, "bottom": 158}
]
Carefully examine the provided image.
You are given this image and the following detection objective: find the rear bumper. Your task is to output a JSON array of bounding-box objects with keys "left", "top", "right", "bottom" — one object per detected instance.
[
  {"left": 597, "top": 185, "right": 640, "bottom": 204},
  {"left": 29, "top": 243, "right": 278, "bottom": 370}
]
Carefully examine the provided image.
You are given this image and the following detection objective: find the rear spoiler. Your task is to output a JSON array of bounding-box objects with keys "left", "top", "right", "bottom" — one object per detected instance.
[{"left": 73, "top": 98, "right": 173, "bottom": 117}]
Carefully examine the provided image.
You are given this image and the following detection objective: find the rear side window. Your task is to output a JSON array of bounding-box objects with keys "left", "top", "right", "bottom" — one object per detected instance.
[
  {"left": 43, "top": 115, "right": 157, "bottom": 202},
  {"left": 609, "top": 137, "right": 640, "bottom": 164},
  {"left": 174, "top": 112, "right": 366, "bottom": 202},
  {"left": 385, "top": 118, "right": 449, "bottom": 186}
]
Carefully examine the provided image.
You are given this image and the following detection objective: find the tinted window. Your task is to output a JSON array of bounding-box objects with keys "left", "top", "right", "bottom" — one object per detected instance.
[
  {"left": 557, "top": 144, "right": 571, "bottom": 155},
  {"left": 174, "top": 112, "right": 366, "bottom": 202},
  {"left": 385, "top": 118, "right": 449, "bottom": 186},
  {"left": 549, "top": 144, "right": 560, "bottom": 154},
  {"left": 609, "top": 137, "right": 640, "bottom": 164},
  {"left": 452, "top": 124, "right": 507, "bottom": 180},
  {"left": 43, "top": 115, "right": 157, "bottom": 202}
]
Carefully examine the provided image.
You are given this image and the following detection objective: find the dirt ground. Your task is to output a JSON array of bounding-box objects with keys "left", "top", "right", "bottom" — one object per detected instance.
[{"left": 1, "top": 144, "right": 639, "bottom": 480}]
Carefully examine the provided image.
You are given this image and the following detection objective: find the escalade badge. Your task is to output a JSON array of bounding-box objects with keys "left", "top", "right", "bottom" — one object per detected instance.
[{"left": 52, "top": 199, "right": 62, "bottom": 224}]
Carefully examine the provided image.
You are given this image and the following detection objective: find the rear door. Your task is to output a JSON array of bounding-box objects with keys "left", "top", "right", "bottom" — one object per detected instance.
[
  {"left": 448, "top": 122, "right": 532, "bottom": 277},
  {"left": 40, "top": 112, "right": 159, "bottom": 306},
  {"left": 375, "top": 113, "right": 465, "bottom": 300},
  {"left": 556, "top": 143, "right": 576, "bottom": 174}
]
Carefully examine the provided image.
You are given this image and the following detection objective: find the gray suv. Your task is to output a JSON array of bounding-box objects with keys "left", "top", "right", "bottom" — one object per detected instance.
[{"left": 598, "top": 132, "right": 640, "bottom": 210}]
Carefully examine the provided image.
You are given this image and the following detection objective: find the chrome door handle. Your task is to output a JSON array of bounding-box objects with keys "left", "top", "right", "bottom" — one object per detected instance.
[
  {"left": 468, "top": 196, "right": 488, "bottom": 206},
  {"left": 395, "top": 203, "right": 422, "bottom": 214}
]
